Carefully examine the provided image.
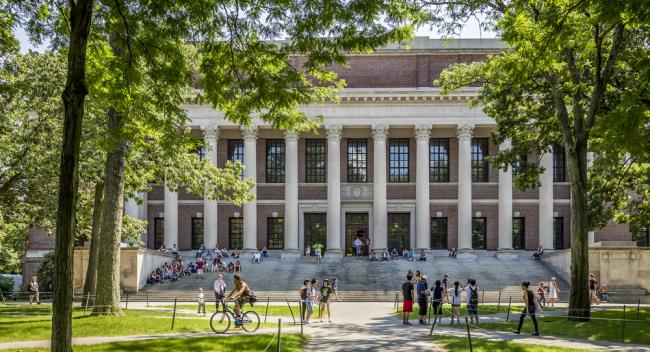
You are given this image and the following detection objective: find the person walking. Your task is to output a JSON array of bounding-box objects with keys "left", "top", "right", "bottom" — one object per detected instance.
[
  {"left": 28, "top": 276, "right": 40, "bottom": 305},
  {"left": 319, "top": 279, "right": 334, "bottom": 323},
  {"left": 416, "top": 275, "right": 429, "bottom": 325},
  {"left": 401, "top": 273, "right": 415, "bottom": 325},
  {"left": 332, "top": 277, "right": 341, "bottom": 301},
  {"left": 431, "top": 280, "right": 444, "bottom": 324},
  {"left": 548, "top": 277, "right": 560, "bottom": 307},
  {"left": 448, "top": 281, "right": 462, "bottom": 324},
  {"left": 197, "top": 288, "right": 206, "bottom": 314},
  {"left": 537, "top": 282, "right": 546, "bottom": 308},
  {"left": 589, "top": 273, "right": 601, "bottom": 305},
  {"left": 513, "top": 281, "right": 540, "bottom": 336},
  {"left": 307, "top": 278, "right": 318, "bottom": 323},
  {"left": 214, "top": 273, "right": 227, "bottom": 311},
  {"left": 465, "top": 279, "right": 480, "bottom": 324},
  {"left": 299, "top": 280, "right": 309, "bottom": 323}
]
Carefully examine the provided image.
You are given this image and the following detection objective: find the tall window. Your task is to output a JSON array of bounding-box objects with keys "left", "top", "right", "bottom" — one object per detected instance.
[
  {"left": 636, "top": 227, "right": 649, "bottom": 247},
  {"left": 471, "top": 138, "right": 489, "bottom": 182},
  {"left": 429, "top": 138, "right": 450, "bottom": 182},
  {"left": 389, "top": 139, "right": 409, "bottom": 183},
  {"left": 430, "top": 217, "right": 448, "bottom": 249},
  {"left": 191, "top": 218, "right": 204, "bottom": 250},
  {"left": 472, "top": 217, "right": 487, "bottom": 249},
  {"left": 267, "top": 217, "right": 284, "bottom": 249},
  {"left": 228, "top": 139, "right": 244, "bottom": 178},
  {"left": 512, "top": 217, "right": 525, "bottom": 250},
  {"left": 229, "top": 217, "right": 244, "bottom": 250},
  {"left": 347, "top": 139, "right": 368, "bottom": 183},
  {"left": 266, "top": 139, "right": 285, "bottom": 183},
  {"left": 154, "top": 217, "right": 164, "bottom": 250},
  {"left": 553, "top": 145, "right": 566, "bottom": 182},
  {"left": 305, "top": 139, "right": 326, "bottom": 183},
  {"left": 553, "top": 217, "right": 564, "bottom": 250}
]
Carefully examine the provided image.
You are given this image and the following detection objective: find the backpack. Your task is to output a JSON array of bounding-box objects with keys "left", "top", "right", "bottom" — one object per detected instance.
[{"left": 469, "top": 287, "right": 479, "bottom": 304}]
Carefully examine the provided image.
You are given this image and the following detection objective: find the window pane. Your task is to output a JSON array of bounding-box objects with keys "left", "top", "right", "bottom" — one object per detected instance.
[
  {"left": 429, "top": 138, "right": 450, "bottom": 182},
  {"left": 228, "top": 139, "right": 244, "bottom": 178},
  {"left": 553, "top": 145, "right": 566, "bottom": 182},
  {"left": 229, "top": 218, "right": 244, "bottom": 250},
  {"left": 191, "top": 218, "right": 204, "bottom": 250},
  {"left": 266, "top": 139, "right": 285, "bottom": 183},
  {"left": 553, "top": 217, "right": 564, "bottom": 250},
  {"left": 430, "top": 217, "right": 448, "bottom": 249},
  {"left": 154, "top": 218, "right": 164, "bottom": 250},
  {"left": 347, "top": 139, "right": 368, "bottom": 183},
  {"left": 635, "top": 227, "right": 649, "bottom": 247},
  {"left": 305, "top": 139, "right": 326, "bottom": 183},
  {"left": 512, "top": 217, "right": 525, "bottom": 249},
  {"left": 471, "top": 138, "right": 489, "bottom": 182},
  {"left": 472, "top": 217, "right": 487, "bottom": 249},
  {"left": 389, "top": 138, "right": 409, "bottom": 183},
  {"left": 267, "top": 218, "right": 284, "bottom": 249}
]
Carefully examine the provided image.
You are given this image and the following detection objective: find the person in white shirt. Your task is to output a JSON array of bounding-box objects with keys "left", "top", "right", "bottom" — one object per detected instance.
[
  {"left": 214, "top": 274, "right": 227, "bottom": 311},
  {"left": 448, "top": 281, "right": 463, "bottom": 324},
  {"left": 314, "top": 247, "right": 322, "bottom": 264},
  {"left": 253, "top": 251, "right": 262, "bottom": 264},
  {"left": 197, "top": 288, "right": 206, "bottom": 314},
  {"left": 353, "top": 238, "right": 362, "bottom": 256}
]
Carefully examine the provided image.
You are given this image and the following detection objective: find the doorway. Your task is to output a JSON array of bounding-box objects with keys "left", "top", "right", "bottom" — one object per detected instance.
[
  {"left": 304, "top": 213, "right": 327, "bottom": 254},
  {"left": 345, "top": 212, "right": 369, "bottom": 256},
  {"left": 387, "top": 213, "right": 410, "bottom": 252}
]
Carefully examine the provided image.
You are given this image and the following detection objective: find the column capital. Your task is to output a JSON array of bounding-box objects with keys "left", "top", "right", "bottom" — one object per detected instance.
[
  {"left": 325, "top": 124, "right": 343, "bottom": 141},
  {"left": 201, "top": 125, "right": 219, "bottom": 142},
  {"left": 241, "top": 125, "right": 258, "bottom": 140},
  {"left": 414, "top": 124, "right": 432, "bottom": 141},
  {"left": 284, "top": 130, "right": 299, "bottom": 142},
  {"left": 371, "top": 124, "right": 389, "bottom": 141},
  {"left": 456, "top": 124, "right": 474, "bottom": 141}
]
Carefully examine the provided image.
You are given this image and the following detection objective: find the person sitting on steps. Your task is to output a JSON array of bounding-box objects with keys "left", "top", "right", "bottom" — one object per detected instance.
[{"left": 532, "top": 245, "right": 544, "bottom": 260}]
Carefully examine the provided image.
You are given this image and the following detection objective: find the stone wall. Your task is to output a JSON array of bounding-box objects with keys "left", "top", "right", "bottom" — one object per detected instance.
[
  {"left": 73, "top": 247, "right": 176, "bottom": 293},
  {"left": 542, "top": 245, "right": 650, "bottom": 292}
]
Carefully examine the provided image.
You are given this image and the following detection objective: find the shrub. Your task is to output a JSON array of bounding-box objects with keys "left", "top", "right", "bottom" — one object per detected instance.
[
  {"left": 0, "top": 276, "right": 14, "bottom": 292},
  {"left": 34, "top": 251, "right": 55, "bottom": 292}
]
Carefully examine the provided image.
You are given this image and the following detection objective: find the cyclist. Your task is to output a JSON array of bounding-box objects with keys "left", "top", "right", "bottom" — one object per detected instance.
[{"left": 225, "top": 274, "right": 252, "bottom": 325}]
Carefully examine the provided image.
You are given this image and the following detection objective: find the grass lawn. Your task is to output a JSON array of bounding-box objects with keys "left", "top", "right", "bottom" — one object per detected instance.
[
  {"left": 395, "top": 303, "right": 558, "bottom": 319},
  {"left": 20, "top": 333, "right": 307, "bottom": 352},
  {"left": 433, "top": 335, "right": 589, "bottom": 351},
  {"left": 469, "top": 307, "right": 650, "bottom": 345},
  {"left": 0, "top": 304, "right": 282, "bottom": 343},
  {"left": 160, "top": 302, "right": 319, "bottom": 318}
]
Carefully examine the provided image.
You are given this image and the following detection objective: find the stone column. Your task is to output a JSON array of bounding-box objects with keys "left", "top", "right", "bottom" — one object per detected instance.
[
  {"left": 326, "top": 125, "right": 343, "bottom": 258},
  {"left": 457, "top": 124, "right": 474, "bottom": 252},
  {"left": 124, "top": 198, "right": 139, "bottom": 218},
  {"left": 539, "top": 150, "right": 554, "bottom": 250},
  {"left": 242, "top": 125, "right": 258, "bottom": 253},
  {"left": 282, "top": 130, "right": 300, "bottom": 259},
  {"left": 201, "top": 125, "right": 219, "bottom": 249},
  {"left": 587, "top": 151, "right": 595, "bottom": 246},
  {"left": 164, "top": 180, "right": 178, "bottom": 251},
  {"left": 497, "top": 139, "right": 515, "bottom": 258},
  {"left": 372, "top": 124, "right": 389, "bottom": 251},
  {"left": 415, "top": 124, "right": 431, "bottom": 251}
]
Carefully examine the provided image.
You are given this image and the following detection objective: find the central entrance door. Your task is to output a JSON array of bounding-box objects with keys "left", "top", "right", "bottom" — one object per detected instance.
[
  {"left": 345, "top": 213, "right": 369, "bottom": 256},
  {"left": 388, "top": 213, "right": 410, "bottom": 252},
  {"left": 304, "top": 213, "right": 327, "bottom": 254}
]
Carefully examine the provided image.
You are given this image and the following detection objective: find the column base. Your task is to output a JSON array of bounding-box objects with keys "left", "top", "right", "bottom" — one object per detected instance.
[
  {"left": 456, "top": 249, "right": 476, "bottom": 260},
  {"left": 496, "top": 249, "right": 517, "bottom": 260},
  {"left": 281, "top": 249, "right": 301, "bottom": 261},
  {"left": 324, "top": 248, "right": 343, "bottom": 261}
]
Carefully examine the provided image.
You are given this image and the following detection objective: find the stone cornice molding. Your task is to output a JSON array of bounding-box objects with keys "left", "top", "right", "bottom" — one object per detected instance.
[
  {"left": 414, "top": 124, "right": 432, "bottom": 141},
  {"left": 284, "top": 130, "right": 299, "bottom": 142},
  {"left": 241, "top": 125, "right": 258, "bottom": 140},
  {"left": 201, "top": 125, "right": 219, "bottom": 142},
  {"left": 456, "top": 123, "right": 474, "bottom": 141},
  {"left": 325, "top": 125, "right": 343, "bottom": 141},
  {"left": 371, "top": 124, "right": 389, "bottom": 141}
]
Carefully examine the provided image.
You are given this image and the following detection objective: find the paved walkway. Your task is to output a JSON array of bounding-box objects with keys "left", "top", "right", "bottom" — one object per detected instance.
[{"left": 1, "top": 302, "right": 649, "bottom": 351}]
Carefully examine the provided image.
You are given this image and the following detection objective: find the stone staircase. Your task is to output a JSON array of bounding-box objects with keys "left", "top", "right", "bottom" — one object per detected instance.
[{"left": 128, "top": 251, "right": 570, "bottom": 303}]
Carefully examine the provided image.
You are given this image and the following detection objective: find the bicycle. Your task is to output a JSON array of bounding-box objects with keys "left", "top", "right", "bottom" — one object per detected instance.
[{"left": 210, "top": 300, "right": 260, "bottom": 333}]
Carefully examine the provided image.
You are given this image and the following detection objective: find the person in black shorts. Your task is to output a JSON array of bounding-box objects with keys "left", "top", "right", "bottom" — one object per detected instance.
[
  {"left": 416, "top": 275, "right": 429, "bottom": 325},
  {"left": 319, "top": 279, "right": 334, "bottom": 323},
  {"left": 431, "top": 280, "right": 444, "bottom": 323}
]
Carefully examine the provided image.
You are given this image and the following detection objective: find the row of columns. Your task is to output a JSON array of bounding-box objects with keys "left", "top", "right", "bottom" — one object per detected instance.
[{"left": 157, "top": 124, "right": 560, "bottom": 255}]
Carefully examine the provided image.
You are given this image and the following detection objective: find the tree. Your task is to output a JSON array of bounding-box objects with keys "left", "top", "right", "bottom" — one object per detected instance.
[{"left": 436, "top": 0, "right": 650, "bottom": 320}]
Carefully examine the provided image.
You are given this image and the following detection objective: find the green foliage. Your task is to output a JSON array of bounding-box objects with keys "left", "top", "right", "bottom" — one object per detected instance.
[
  {"left": 0, "top": 277, "right": 13, "bottom": 292},
  {"left": 121, "top": 215, "right": 145, "bottom": 247},
  {"left": 34, "top": 251, "right": 54, "bottom": 292}
]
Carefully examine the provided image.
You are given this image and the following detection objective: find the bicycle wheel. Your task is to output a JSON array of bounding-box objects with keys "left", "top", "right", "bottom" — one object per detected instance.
[
  {"left": 210, "top": 310, "right": 231, "bottom": 334},
  {"left": 241, "top": 311, "right": 260, "bottom": 332}
]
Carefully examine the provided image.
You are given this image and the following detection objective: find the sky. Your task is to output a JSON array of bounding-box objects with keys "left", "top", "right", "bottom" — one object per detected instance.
[{"left": 15, "top": 16, "right": 497, "bottom": 54}]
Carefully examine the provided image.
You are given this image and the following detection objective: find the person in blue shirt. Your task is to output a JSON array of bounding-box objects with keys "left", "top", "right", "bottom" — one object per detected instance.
[{"left": 416, "top": 275, "right": 429, "bottom": 325}]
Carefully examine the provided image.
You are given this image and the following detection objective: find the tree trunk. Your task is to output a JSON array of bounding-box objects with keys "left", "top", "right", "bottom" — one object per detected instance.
[
  {"left": 82, "top": 180, "right": 104, "bottom": 306},
  {"left": 566, "top": 139, "right": 591, "bottom": 321},
  {"left": 92, "top": 109, "right": 127, "bottom": 316},
  {"left": 52, "top": 1, "right": 94, "bottom": 351}
]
